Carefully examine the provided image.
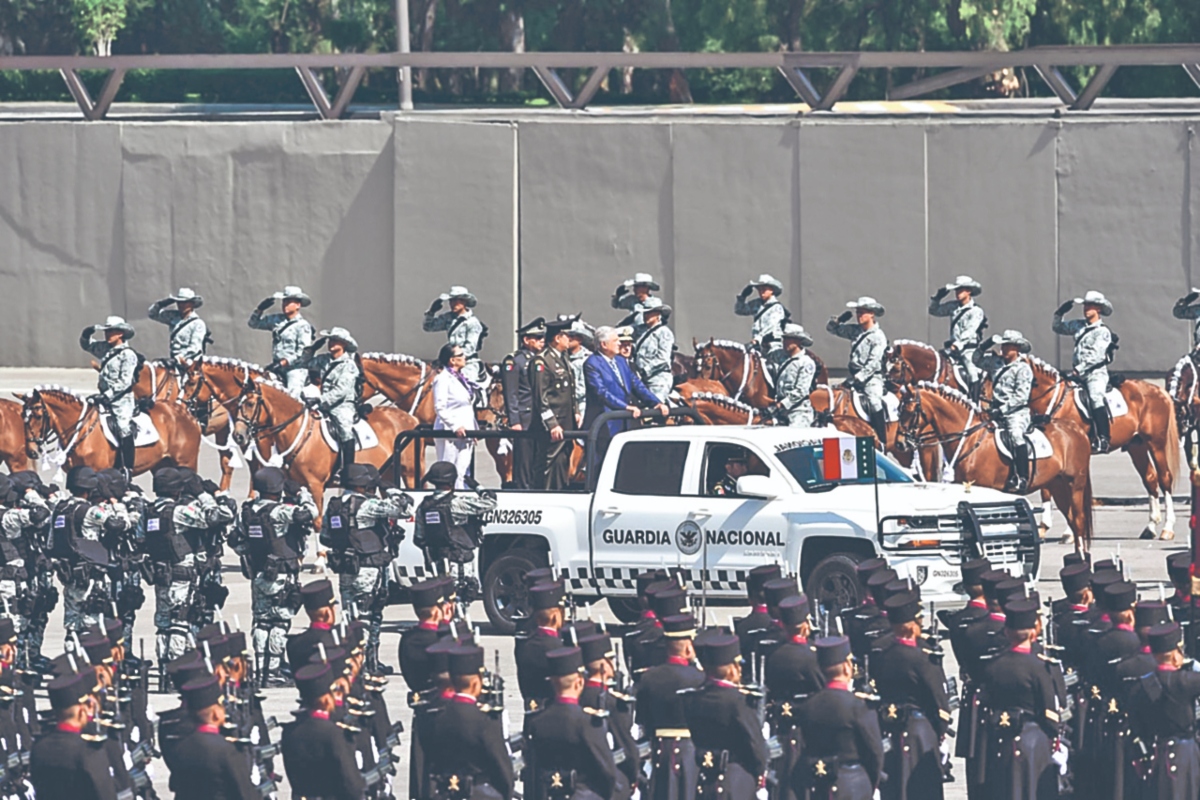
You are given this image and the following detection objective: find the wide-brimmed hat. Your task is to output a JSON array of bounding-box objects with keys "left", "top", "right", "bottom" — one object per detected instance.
[
  {"left": 993, "top": 329, "right": 1032, "bottom": 354},
  {"left": 629, "top": 273, "right": 660, "bottom": 290},
  {"left": 567, "top": 318, "right": 595, "bottom": 344},
  {"left": 781, "top": 323, "right": 813, "bottom": 346},
  {"left": 1074, "top": 290, "right": 1113, "bottom": 317},
  {"left": 749, "top": 274, "right": 784, "bottom": 294},
  {"left": 166, "top": 287, "right": 204, "bottom": 308},
  {"left": 635, "top": 297, "right": 672, "bottom": 319},
  {"left": 944, "top": 275, "right": 982, "bottom": 296},
  {"left": 319, "top": 327, "right": 358, "bottom": 353},
  {"left": 94, "top": 316, "right": 136, "bottom": 340},
  {"left": 440, "top": 285, "right": 478, "bottom": 308},
  {"left": 274, "top": 285, "right": 312, "bottom": 307},
  {"left": 846, "top": 297, "right": 886, "bottom": 317}
]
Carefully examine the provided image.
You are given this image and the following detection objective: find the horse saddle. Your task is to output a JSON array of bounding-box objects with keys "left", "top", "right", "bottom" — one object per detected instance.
[
  {"left": 850, "top": 390, "right": 899, "bottom": 422},
  {"left": 993, "top": 428, "right": 1053, "bottom": 461},
  {"left": 319, "top": 417, "right": 379, "bottom": 452},
  {"left": 99, "top": 413, "right": 160, "bottom": 448},
  {"left": 1072, "top": 387, "right": 1128, "bottom": 419}
]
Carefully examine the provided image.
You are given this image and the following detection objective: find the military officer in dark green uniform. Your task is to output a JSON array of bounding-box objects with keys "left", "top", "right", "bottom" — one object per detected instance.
[{"left": 534, "top": 315, "right": 580, "bottom": 490}]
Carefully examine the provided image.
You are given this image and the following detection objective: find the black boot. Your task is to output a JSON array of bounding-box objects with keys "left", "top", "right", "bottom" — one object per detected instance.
[
  {"left": 1092, "top": 407, "right": 1111, "bottom": 454},
  {"left": 1006, "top": 442, "right": 1029, "bottom": 494},
  {"left": 869, "top": 409, "right": 888, "bottom": 447},
  {"left": 340, "top": 441, "right": 356, "bottom": 484},
  {"left": 118, "top": 434, "right": 136, "bottom": 475}
]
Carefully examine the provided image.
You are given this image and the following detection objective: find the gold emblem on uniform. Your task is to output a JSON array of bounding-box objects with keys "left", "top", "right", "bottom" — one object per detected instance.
[
  {"left": 781, "top": 702, "right": 792, "bottom": 718},
  {"left": 449, "top": 776, "right": 460, "bottom": 792},
  {"left": 703, "top": 752, "right": 715, "bottom": 768},
  {"left": 886, "top": 704, "right": 898, "bottom": 720},
  {"left": 529, "top": 699, "right": 538, "bottom": 711},
  {"left": 412, "top": 692, "right": 420, "bottom": 704},
  {"left": 1108, "top": 698, "right": 1119, "bottom": 714},
  {"left": 999, "top": 711, "right": 1011, "bottom": 728},
  {"left": 551, "top": 773, "right": 564, "bottom": 789},
  {"left": 815, "top": 760, "right": 827, "bottom": 777}
]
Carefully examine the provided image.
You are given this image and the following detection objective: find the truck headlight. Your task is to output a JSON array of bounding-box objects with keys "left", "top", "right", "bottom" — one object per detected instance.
[{"left": 881, "top": 516, "right": 962, "bottom": 550}]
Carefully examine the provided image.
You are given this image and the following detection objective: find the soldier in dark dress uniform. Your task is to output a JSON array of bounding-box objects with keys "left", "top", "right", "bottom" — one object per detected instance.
[
  {"left": 517, "top": 581, "right": 568, "bottom": 711},
  {"left": 1085, "top": 581, "right": 1142, "bottom": 800},
  {"left": 400, "top": 578, "right": 451, "bottom": 693},
  {"left": 524, "top": 646, "right": 620, "bottom": 800},
  {"left": 1166, "top": 552, "right": 1194, "bottom": 651},
  {"left": 426, "top": 643, "right": 516, "bottom": 800},
  {"left": 578, "top": 634, "right": 640, "bottom": 792},
  {"left": 534, "top": 316, "right": 580, "bottom": 490},
  {"left": 736, "top": 564, "right": 781, "bottom": 664},
  {"left": 29, "top": 669, "right": 115, "bottom": 800},
  {"left": 791, "top": 635, "right": 883, "bottom": 800},
  {"left": 502, "top": 318, "right": 548, "bottom": 490},
  {"left": 411, "top": 637, "right": 465, "bottom": 800},
  {"left": 158, "top": 651, "right": 212, "bottom": 770},
  {"left": 281, "top": 662, "right": 366, "bottom": 800},
  {"left": 167, "top": 674, "right": 259, "bottom": 799},
  {"left": 1127, "top": 621, "right": 1200, "bottom": 800},
  {"left": 846, "top": 566, "right": 896, "bottom": 664},
  {"left": 637, "top": 613, "right": 706, "bottom": 800},
  {"left": 765, "top": 594, "right": 824, "bottom": 800},
  {"left": 285, "top": 579, "right": 339, "bottom": 673}
]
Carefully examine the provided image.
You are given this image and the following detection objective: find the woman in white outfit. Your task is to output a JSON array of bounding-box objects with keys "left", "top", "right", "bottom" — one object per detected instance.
[{"left": 432, "top": 343, "right": 478, "bottom": 489}]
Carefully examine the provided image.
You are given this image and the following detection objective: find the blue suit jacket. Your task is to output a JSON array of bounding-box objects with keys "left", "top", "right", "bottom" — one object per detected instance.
[{"left": 582, "top": 353, "right": 661, "bottom": 438}]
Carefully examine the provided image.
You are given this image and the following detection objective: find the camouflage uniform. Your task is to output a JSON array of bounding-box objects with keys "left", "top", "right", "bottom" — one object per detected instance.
[
  {"left": 248, "top": 303, "right": 315, "bottom": 396},
  {"left": 339, "top": 488, "right": 410, "bottom": 662},
  {"left": 0, "top": 488, "right": 50, "bottom": 648},
  {"left": 424, "top": 305, "right": 487, "bottom": 384},
  {"left": 60, "top": 495, "right": 136, "bottom": 634},
  {"left": 148, "top": 301, "right": 209, "bottom": 362}
]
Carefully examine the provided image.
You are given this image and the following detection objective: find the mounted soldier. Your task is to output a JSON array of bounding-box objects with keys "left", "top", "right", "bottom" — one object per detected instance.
[
  {"left": 148, "top": 287, "right": 212, "bottom": 367},
  {"left": 827, "top": 297, "right": 889, "bottom": 446},
  {"left": 632, "top": 298, "right": 675, "bottom": 403},
  {"left": 612, "top": 272, "right": 660, "bottom": 336},
  {"left": 772, "top": 324, "right": 817, "bottom": 428},
  {"left": 734, "top": 274, "right": 789, "bottom": 377},
  {"left": 1053, "top": 290, "right": 1117, "bottom": 453},
  {"left": 928, "top": 275, "right": 987, "bottom": 398},
  {"left": 79, "top": 316, "right": 141, "bottom": 474},
  {"left": 566, "top": 318, "right": 596, "bottom": 426},
  {"left": 305, "top": 327, "right": 361, "bottom": 485},
  {"left": 248, "top": 285, "right": 316, "bottom": 397},
  {"left": 424, "top": 285, "right": 488, "bottom": 384},
  {"left": 1173, "top": 286, "right": 1200, "bottom": 352},
  {"left": 974, "top": 331, "right": 1034, "bottom": 494}
]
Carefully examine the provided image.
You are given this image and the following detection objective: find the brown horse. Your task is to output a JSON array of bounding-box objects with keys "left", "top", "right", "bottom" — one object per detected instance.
[
  {"left": 807, "top": 383, "right": 908, "bottom": 462},
  {"left": 686, "top": 391, "right": 879, "bottom": 443},
  {"left": 21, "top": 385, "right": 201, "bottom": 474},
  {"left": 1168, "top": 354, "right": 1200, "bottom": 470},
  {"left": 0, "top": 399, "right": 31, "bottom": 473},
  {"left": 896, "top": 381, "right": 1095, "bottom": 552},
  {"left": 1024, "top": 355, "right": 1181, "bottom": 540},
  {"left": 885, "top": 340, "right": 969, "bottom": 391},
  {"left": 693, "top": 339, "right": 829, "bottom": 409}
]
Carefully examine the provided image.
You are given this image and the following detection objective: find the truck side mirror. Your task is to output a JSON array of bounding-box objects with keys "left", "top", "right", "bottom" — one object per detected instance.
[{"left": 735, "top": 475, "right": 780, "bottom": 500}]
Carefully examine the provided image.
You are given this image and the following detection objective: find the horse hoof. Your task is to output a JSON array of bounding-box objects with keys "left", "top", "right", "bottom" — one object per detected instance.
[
  {"left": 1038, "top": 524, "right": 1050, "bottom": 539},
  {"left": 1057, "top": 533, "right": 1071, "bottom": 545},
  {"left": 1160, "top": 529, "right": 1176, "bottom": 541},
  {"left": 1140, "top": 527, "right": 1157, "bottom": 541}
]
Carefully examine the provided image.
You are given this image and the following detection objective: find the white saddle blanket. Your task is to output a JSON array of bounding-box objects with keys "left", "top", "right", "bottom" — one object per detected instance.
[
  {"left": 1073, "top": 387, "right": 1128, "bottom": 419},
  {"left": 850, "top": 391, "right": 900, "bottom": 422},
  {"left": 993, "top": 428, "right": 1054, "bottom": 461},
  {"left": 100, "top": 413, "right": 161, "bottom": 448},
  {"left": 319, "top": 417, "right": 380, "bottom": 452}
]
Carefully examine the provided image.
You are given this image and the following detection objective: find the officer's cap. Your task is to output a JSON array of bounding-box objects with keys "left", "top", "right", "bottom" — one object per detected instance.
[
  {"left": 525, "top": 568, "right": 557, "bottom": 589},
  {"left": 309, "top": 646, "right": 351, "bottom": 677},
  {"left": 1093, "top": 559, "right": 1118, "bottom": 573},
  {"left": 1168, "top": 552, "right": 1191, "bottom": 585},
  {"left": 1059, "top": 563, "right": 1092, "bottom": 596},
  {"left": 0, "top": 618, "right": 16, "bottom": 646},
  {"left": 815, "top": 636, "right": 853, "bottom": 670},
  {"left": 343, "top": 464, "right": 374, "bottom": 489},
  {"left": 300, "top": 579, "right": 337, "bottom": 612},
  {"left": 747, "top": 564, "right": 783, "bottom": 601},
  {"left": 649, "top": 586, "right": 688, "bottom": 619},
  {"left": 78, "top": 633, "right": 114, "bottom": 665},
  {"left": 422, "top": 461, "right": 458, "bottom": 487},
  {"left": 181, "top": 675, "right": 223, "bottom": 711},
  {"left": 66, "top": 465, "right": 99, "bottom": 492},
  {"left": 1136, "top": 602, "right": 1170, "bottom": 630},
  {"left": 560, "top": 620, "right": 597, "bottom": 645},
  {"left": 778, "top": 594, "right": 811, "bottom": 628},
  {"left": 578, "top": 634, "right": 615, "bottom": 665},
  {"left": 959, "top": 558, "right": 991, "bottom": 589},
  {"left": 166, "top": 652, "right": 210, "bottom": 691},
  {"left": 546, "top": 646, "right": 585, "bottom": 677},
  {"left": 530, "top": 581, "right": 566, "bottom": 611},
  {"left": 1091, "top": 570, "right": 1123, "bottom": 594},
  {"left": 764, "top": 577, "right": 800, "bottom": 609},
  {"left": 855, "top": 557, "right": 888, "bottom": 587},
  {"left": 295, "top": 663, "right": 337, "bottom": 704},
  {"left": 448, "top": 645, "right": 485, "bottom": 677},
  {"left": 152, "top": 467, "right": 184, "bottom": 495},
  {"left": 409, "top": 578, "right": 446, "bottom": 611},
  {"left": 517, "top": 317, "right": 548, "bottom": 339},
  {"left": 883, "top": 591, "right": 923, "bottom": 626},
  {"left": 1062, "top": 551, "right": 1090, "bottom": 568},
  {"left": 696, "top": 632, "right": 741, "bottom": 670},
  {"left": 1100, "top": 581, "right": 1138, "bottom": 613},
  {"left": 1004, "top": 599, "right": 1039, "bottom": 630},
  {"left": 252, "top": 467, "right": 287, "bottom": 496},
  {"left": 1148, "top": 622, "right": 1183, "bottom": 655},
  {"left": 425, "top": 638, "right": 462, "bottom": 676},
  {"left": 1003, "top": 589, "right": 1039, "bottom": 614},
  {"left": 661, "top": 613, "right": 698, "bottom": 639},
  {"left": 545, "top": 314, "right": 580, "bottom": 335},
  {"left": 48, "top": 670, "right": 97, "bottom": 712},
  {"left": 979, "top": 569, "right": 1013, "bottom": 601}
]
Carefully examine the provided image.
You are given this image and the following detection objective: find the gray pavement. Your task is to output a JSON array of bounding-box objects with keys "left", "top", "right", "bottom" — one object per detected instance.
[{"left": 2, "top": 368, "right": 1190, "bottom": 799}]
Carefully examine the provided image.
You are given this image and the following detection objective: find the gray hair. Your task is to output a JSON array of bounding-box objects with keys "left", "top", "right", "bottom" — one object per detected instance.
[{"left": 595, "top": 326, "right": 618, "bottom": 345}]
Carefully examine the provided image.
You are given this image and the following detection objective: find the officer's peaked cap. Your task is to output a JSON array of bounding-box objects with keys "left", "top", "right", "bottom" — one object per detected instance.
[{"left": 517, "top": 317, "right": 547, "bottom": 338}]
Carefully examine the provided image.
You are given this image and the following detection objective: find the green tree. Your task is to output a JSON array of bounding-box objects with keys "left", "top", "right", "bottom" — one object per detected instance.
[{"left": 73, "top": 0, "right": 127, "bottom": 54}]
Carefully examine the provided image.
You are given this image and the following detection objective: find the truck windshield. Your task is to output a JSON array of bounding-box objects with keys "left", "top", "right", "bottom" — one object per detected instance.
[{"left": 775, "top": 443, "right": 914, "bottom": 491}]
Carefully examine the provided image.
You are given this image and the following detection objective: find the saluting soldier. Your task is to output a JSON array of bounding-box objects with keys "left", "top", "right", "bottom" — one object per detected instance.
[
  {"left": 425, "top": 285, "right": 489, "bottom": 384},
  {"left": 735, "top": 274, "right": 789, "bottom": 376},
  {"left": 566, "top": 319, "right": 595, "bottom": 426},
  {"left": 1053, "top": 290, "right": 1117, "bottom": 453},
  {"left": 167, "top": 674, "right": 259, "bottom": 800},
  {"left": 303, "top": 327, "right": 361, "bottom": 485},
  {"left": 533, "top": 317, "right": 580, "bottom": 491},
  {"left": 827, "top": 297, "right": 889, "bottom": 446},
  {"left": 974, "top": 331, "right": 1035, "bottom": 493},
  {"left": 612, "top": 272, "right": 660, "bottom": 336},
  {"left": 281, "top": 662, "right": 366, "bottom": 800},
  {"left": 248, "top": 285, "right": 316, "bottom": 396},
  {"left": 632, "top": 298, "right": 675, "bottom": 402},
  {"left": 773, "top": 324, "right": 817, "bottom": 428},
  {"left": 502, "top": 318, "right": 547, "bottom": 490},
  {"left": 637, "top": 613, "right": 706, "bottom": 800},
  {"left": 791, "top": 635, "right": 883, "bottom": 800},
  {"left": 79, "top": 316, "right": 140, "bottom": 473},
  {"left": 148, "top": 287, "right": 211, "bottom": 365},
  {"left": 1173, "top": 286, "right": 1200, "bottom": 351},
  {"left": 929, "top": 275, "right": 988, "bottom": 397}
]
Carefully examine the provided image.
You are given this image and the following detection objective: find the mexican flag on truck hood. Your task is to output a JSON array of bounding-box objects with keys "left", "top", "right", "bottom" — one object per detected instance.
[{"left": 822, "top": 436, "right": 876, "bottom": 482}]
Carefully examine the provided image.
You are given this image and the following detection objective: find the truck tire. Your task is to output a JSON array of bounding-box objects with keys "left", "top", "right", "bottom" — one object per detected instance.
[
  {"left": 804, "top": 553, "right": 863, "bottom": 614},
  {"left": 607, "top": 598, "right": 643, "bottom": 624},
  {"left": 482, "top": 550, "right": 542, "bottom": 635}
]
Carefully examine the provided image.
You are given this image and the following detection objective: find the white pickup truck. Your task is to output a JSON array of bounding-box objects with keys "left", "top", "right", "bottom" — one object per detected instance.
[{"left": 387, "top": 425, "right": 1040, "bottom": 633}]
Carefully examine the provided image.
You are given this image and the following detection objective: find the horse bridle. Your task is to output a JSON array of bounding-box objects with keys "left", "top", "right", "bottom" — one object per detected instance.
[
  {"left": 897, "top": 385, "right": 990, "bottom": 466},
  {"left": 22, "top": 394, "right": 97, "bottom": 456}
]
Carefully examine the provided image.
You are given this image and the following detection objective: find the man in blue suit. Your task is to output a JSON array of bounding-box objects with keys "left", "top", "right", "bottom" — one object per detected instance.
[{"left": 582, "top": 325, "right": 670, "bottom": 459}]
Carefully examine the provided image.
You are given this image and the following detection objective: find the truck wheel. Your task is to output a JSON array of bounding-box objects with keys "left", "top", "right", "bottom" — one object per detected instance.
[
  {"left": 805, "top": 554, "right": 863, "bottom": 614},
  {"left": 482, "top": 550, "right": 542, "bottom": 635},
  {"left": 607, "top": 598, "right": 643, "bottom": 624}
]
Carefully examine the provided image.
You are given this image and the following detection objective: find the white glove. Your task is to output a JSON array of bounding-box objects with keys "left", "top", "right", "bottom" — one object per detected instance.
[
  {"left": 755, "top": 788, "right": 769, "bottom": 800},
  {"left": 1051, "top": 741, "right": 1069, "bottom": 775}
]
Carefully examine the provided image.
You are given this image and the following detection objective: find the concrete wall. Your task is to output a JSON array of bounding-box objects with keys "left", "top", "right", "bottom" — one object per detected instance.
[{"left": 1, "top": 113, "right": 1196, "bottom": 372}]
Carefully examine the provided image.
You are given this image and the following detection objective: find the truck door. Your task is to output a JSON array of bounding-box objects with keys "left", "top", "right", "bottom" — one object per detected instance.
[{"left": 590, "top": 438, "right": 697, "bottom": 592}]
